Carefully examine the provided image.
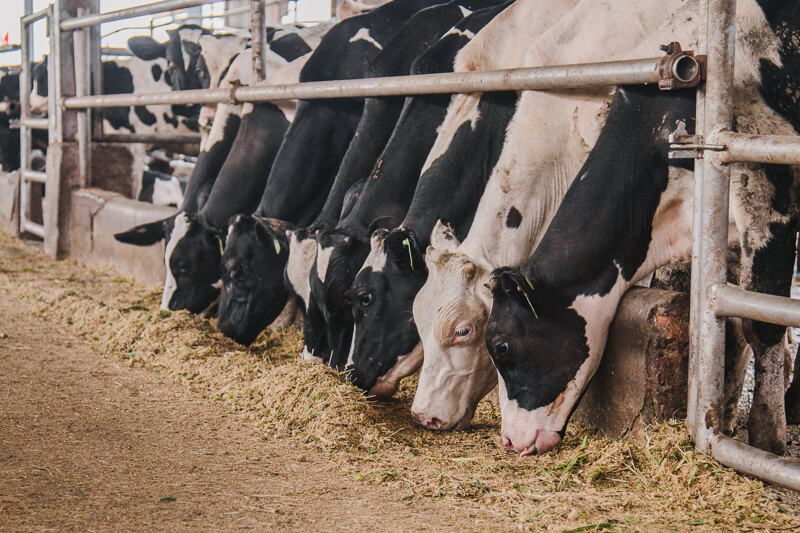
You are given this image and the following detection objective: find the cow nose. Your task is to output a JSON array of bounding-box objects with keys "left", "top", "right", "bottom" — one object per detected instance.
[
  {"left": 413, "top": 412, "right": 445, "bottom": 431},
  {"left": 225, "top": 260, "right": 242, "bottom": 279}
]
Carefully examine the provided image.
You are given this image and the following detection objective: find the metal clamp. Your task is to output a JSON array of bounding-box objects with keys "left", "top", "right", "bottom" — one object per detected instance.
[
  {"left": 657, "top": 42, "right": 706, "bottom": 90},
  {"left": 668, "top": 120, "right": 726, "bottom": 159}
]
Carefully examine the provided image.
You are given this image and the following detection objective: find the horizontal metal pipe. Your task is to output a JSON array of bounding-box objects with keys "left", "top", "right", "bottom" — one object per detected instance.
[
  {"left": 17, "top": 118, "right": 50, "bottom": 130},
  {"left": 22, "top": 6, "right": 49, "bottom": 26},
  {"left": 0, "top": 44, "right": 21, "bottom": 53},
  {"left": 713, "top": 283, "right": 800, "bottom": 327},
  {"left": 101, "top": 47, "right": 132, "bottom": 56},
  {"left": 97, "top": 132, "right": 202, "bottom": 143},
  {"left": 65, "top": 57, "right": 666, "bottom": 109},
  {"left": 22, "top": 169, "right": 47, "bottom": 184},
  {"left": 710, "top": 131, "right": 800, "bottom": 165},
  {"left": 712, "top": 433, "right": 800, "bottom": 490},
  {"left": 21, "top": 219, "right": 44, "bottom": 238},
  {"left": 61, "top": 0, "right": 211, "bottom": 30}
]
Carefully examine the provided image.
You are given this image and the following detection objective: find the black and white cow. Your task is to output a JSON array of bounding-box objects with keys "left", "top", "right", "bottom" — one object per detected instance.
[
  {"left": 410, "top": 0, "right": 688, "bottom": 431},
  {"left": 485, "top": 0, "right": 800, "bottom": 457},
  {"left": 113, "top": 39, "right": 316, "bottom": 313},
  {"left": 345, "top": 1, "right": 520, "bottom": 398},
  {"left": 216, "top": 0, "right": 445, "bottom": 345},
  {"left": 304, "top": 0, "right": 510, "bottom": 370}
]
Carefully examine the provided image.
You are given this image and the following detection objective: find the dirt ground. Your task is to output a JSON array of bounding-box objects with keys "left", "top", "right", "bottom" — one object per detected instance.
[
  {"left": 3, "top": 234, "right": 800, "bottom": 532},
  {"left": 0, "top": 251, "right": 507, "bottom": 531}
]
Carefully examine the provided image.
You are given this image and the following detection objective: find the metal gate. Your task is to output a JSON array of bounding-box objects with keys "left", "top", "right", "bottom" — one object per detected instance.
[{"left": 26, "top": 0, "right": 800, "bottom": 489}]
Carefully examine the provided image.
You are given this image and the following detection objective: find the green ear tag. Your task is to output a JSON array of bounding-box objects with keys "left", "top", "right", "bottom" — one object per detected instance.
[
  {"left": 401, "top": 238, "right": 414, "bottom": 270},
  {"left": 273, "top": 238, "right": 281, "bottom": 256},
  {"left": 519, "top": 276, "right": 538, "bottom": 319},
  {"left": 215, "top": 235, "right": 224, "bottom": 255}
]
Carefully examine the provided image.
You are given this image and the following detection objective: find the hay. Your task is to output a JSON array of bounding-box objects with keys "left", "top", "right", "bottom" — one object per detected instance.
[{"left": 2, "top": 231, "right": 799, "bottom": 531}]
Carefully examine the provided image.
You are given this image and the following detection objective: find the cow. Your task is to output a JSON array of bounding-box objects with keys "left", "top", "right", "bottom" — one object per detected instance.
[
  {"left": 215, "top": 0, "right": 447, "bottom": 345},
  {"left": 410, "top": 0, "right": 686, "bottom": 431},
  {"left": 345, "top": 0, "right": 531, "bottom": 398},
  {"left": 304, "top": 0, "right": 511, "bottom": 370},
  {"left": 113, "top": 40, "right": 314, "bottom": 314},
  {"left": 484, "top": 0, "right": 800, "bottom": 457}
]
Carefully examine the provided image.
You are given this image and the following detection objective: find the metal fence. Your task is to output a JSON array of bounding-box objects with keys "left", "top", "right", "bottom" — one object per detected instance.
[{"left": 22, "top": 0, "right": 800, "bottom": 489}]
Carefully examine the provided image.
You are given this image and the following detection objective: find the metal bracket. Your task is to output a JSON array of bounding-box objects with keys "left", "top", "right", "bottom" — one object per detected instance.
[
  {"left": 668, "top": 120, "right": 726, "bottom": 159},
  {"left": 657, "top": 42, "right": 706, "bottom": 90}
]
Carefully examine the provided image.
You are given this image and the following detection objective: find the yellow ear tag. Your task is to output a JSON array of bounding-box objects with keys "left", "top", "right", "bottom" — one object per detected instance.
[
  {"left": 216, "top": 235, "right": 224, "bottom": 255},
  {"left": 273, "top": 238, "right": 281, "bottom": 256},
  {"left": 520, "top": 276, "right": 538, "bottom": 319},
  {"left": 401, "top": 238, "right": 414, "bottom": 270}
]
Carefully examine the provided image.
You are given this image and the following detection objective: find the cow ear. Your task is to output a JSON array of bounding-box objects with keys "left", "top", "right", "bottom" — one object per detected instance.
[
  {"left": 128, "top": 36, "right": 167, "bottom": 60},
  {"left": 367, "top": 215, "right": 398, "bottom": 236},
  {"left": 255, "top": 221, "right": 284, "bottom": 257},
  {"left": 385, "top": 228, "right": 424, "bottom": 272},
  {"left": 114, "top": 216, "right": 173, "bottom": 245},
  {"left": 429, "top": 220, "right": 460, "bottom": 252}
]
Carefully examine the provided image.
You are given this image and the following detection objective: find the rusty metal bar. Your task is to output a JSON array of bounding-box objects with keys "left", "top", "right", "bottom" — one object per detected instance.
[
  {"left": 64, "top": 54, "right": 701, "bottom": 109},
  {"left": 710, "top": 131, "right": 800, "bottom": 164},
  {"left": 687, "top": 0, "right": 735, "bottom": 455},
  {"left": 96, "top": 132, "right": 202, "bottom": 143},
  {"left": 251, "top": 0, "right": 266, "bottom": 82},
  {"left": 61, "top": 0, "right": 211, "bottom": 30}
]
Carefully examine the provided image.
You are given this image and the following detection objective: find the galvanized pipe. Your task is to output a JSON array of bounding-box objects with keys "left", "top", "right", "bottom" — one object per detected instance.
[
  {"left": 75, "top": 8, "right": 91, "bottom": 188},
  {"left": 61, "top": 0, "right": 211, "bottom": 30},
  {"left": 251, "top": 0, "right": 266, "bottom": 82},
  {"left": 710, "top": 131, "right": 800, "bottom": 164},
  {"left": 687, "top": 0, "right": 736, "bottom": 454},
  {"left": 97, "top": 132, "right": 202, "bottom": 143},
  {"left": 18, "top": 118, "right": 50, "bottom": 130},
  {"left": 49, "top": 4, "right": 63, "bottom": 144},
  {"left": 712, "top": 434, "right": 800, "bottom": 490},
  {"left": 64, "top": 56, "right": 677, "bottom": 109},
  {"left": 18, "top": 3, "right": 32, "bottom": 237},
  {"left": 713, "top": 283, "right": 800, "bottom": 329},
  {"left": 21, "top": 219, "right": 45, "bottom": 238},
  {"left": 101, "top": 47, "right": 132, "bottom": 56},
  {"left": 22, "top": 6, "right": 50, "bottom": 25},
  {"left": 22, "top": 169, "right": 47, "bottom": 184},
  {"left": 0, "top": 44, "right": 21, "bottom": 53}
]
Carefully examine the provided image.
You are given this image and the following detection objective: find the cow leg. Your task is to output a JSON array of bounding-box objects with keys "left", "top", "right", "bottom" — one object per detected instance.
[
  {"left": 722, "top": 317, "right": 751, "bottom": 435},
  {"left": 732, "top": 164, "right": 797, "bottom": 455}
]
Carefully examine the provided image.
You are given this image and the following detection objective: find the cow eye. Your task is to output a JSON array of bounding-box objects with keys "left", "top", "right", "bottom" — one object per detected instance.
[
  {"left": 358, "top": 292, "right": 373, "bottom": 306},
  {"left": 174, "top": 263, "right": 189, "bottom": 275},
  {"left": 454, "top": 326, "right": 471, "bottom": 339},
  {"left": 493, "top": 342, "right": 510, "bottom": 357}
]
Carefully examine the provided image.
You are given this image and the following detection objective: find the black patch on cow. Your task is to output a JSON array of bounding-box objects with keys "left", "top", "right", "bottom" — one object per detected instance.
[
  {"left": 506, "top": 207, "right": 522, "bottom": 228},
  {"left": 162, "top": 112, "right": 179, "bottom": 128},
  {"left": 100, "top": 61, "right": 135, "bottom": 132},
  {"left": 756, "top": 1, "right": 800, "bottom": 133},
  {"left": 218, "top": 53, "right": 240, "bottom": 86},
  {"left": 134, "top": 106, "right": 157, "bottom": 126},
  {"left": 182, "top": 116, "right": 200, "bottom": 132},
  {"left": 266, "top": 26, "right": 278, "bottom": 42},
  {"left": 151, "top": 64, "right": 162, "bottom": 82},
  {"left": 269, "top": 34, "right": 312, "bottom": 63}
]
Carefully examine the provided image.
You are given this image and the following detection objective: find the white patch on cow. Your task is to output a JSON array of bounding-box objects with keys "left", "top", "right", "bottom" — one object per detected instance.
[
  {"left": 369, "top": 342, "right": 424, "bottom": 399},
  {"left": 286, "top": 232, "right": 317, "bottom": 310},
  {"left": 348, "top": 27, "right": 383, "bottom": 50},
  {"left": 443, "top": 27, "right": 476, "bottom": 40},
  {"left": 198, "top": 32, "right": 249, "bottom": 89},
  {"left": 419, "top": 93, "right": 482, "bottom": 175},
  {"left": 346, "top": 327, "right": 357, "bottom": 368},
  {"left": 151, "top": 177, "right": 184, "bottom": 207},
  {"left": 29, "top": 81, "right": 48, "bottom": 115},
  {"left": 161, "top": 212, "right": 190, "bottom": 311},
  {"left": 361, "top": 236, "right": 388, "bottom": 273},
  {"left": 302, "top": 345, "right": 324, "bottom": 365},
  {"left": 316, "top": 244, "right": 334, "bottom": 283},
  {"left": 458, "top": 5, "right": 472, "bottom": 17}
]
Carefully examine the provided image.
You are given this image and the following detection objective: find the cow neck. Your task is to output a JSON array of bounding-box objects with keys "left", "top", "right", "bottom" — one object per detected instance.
[{"left": 201, "top": 102, "right": 290, "bottom": 231}]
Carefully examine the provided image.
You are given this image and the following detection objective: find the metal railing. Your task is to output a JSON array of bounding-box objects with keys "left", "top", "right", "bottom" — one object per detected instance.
[
  {"left": 41, "top": 0, "right": 800, "bottom": 489},
  {"left": 684, "top": 0, "right": 800, "bottom": 490}
]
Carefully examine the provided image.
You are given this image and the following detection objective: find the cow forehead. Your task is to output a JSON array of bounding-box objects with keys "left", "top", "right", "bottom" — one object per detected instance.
[{"left": 360, "top": 244, "right": 387, "bottom": 274}]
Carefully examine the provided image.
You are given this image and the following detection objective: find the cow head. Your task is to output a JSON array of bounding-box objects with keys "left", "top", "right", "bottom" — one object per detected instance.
[
  {"left": 346, "top": 226, "right": 426, "bottom": 398},
  {"left": 485, "top": 266, "right": 605, "bottom": 456},
  {"left": 411, "top": 221, "right": 496, "bottom": 431},
  {"left": 216, "top": 215, "right": 290, "bottom": 346},
  {"left": 115, "top": 212, "right": 223, "bottom": 315}
]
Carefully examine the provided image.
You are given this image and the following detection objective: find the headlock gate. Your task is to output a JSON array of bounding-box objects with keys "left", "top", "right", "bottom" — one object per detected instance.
[{"left": 11, "top": 0, "right": 800, "bottom": 489}]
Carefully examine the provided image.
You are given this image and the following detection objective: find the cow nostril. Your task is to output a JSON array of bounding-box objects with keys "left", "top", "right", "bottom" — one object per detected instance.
[
  {"left": 503, "top": 436, "right": 515, "bottom": 451},
  {"left": 424, "top": 417, "right": 444, "bottom": 430}
]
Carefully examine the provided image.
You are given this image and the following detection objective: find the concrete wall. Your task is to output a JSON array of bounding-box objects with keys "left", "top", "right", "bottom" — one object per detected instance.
[{"left": 70, "top": 188, "right": 176, "bottom": 286}]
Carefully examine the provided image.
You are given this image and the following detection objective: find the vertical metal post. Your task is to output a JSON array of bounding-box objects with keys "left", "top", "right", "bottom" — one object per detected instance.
[
  {"left": 18, "top": 0, "right": 34, "bottom": 236},
  {"left": 250, "top": 0, "right": 266, "bottom": 82},
  {"left": 49, "top": 4, "right": 63, "bottom": 144},
  {"left": 74, "top": 7, "right": 91, "bottom": 187},
  {"left": 687, "top": 0, "right": 736, "bottom": 453}
]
